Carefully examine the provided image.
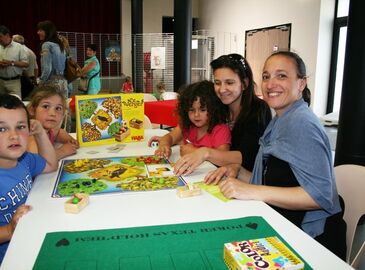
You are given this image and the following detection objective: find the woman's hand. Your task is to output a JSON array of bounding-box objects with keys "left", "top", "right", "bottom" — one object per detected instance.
[
  {"left": 204, "top": 163, "right": 241, "bottom": 185},
  {"left": 219, "top": 177, "right": 255, "bottom": 200}
]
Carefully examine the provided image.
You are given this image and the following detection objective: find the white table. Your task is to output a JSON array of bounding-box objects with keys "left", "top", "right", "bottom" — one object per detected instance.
[{"left": 1, "top": 129, "right": 352, "bottom": 269}]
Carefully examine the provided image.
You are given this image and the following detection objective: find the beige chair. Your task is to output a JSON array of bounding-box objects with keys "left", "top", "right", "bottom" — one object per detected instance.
[
  {"left": 161, "top": 91, "right": 179, "bottom": 100},
  {"left": 335, "top": 164, "right": 365, "bottom": 268},
  {"left": 143, "top": 93, "right": 157, "bottom": 102},
  {"left": 143, "top": 114, "right": 153, "bottom": 129}
]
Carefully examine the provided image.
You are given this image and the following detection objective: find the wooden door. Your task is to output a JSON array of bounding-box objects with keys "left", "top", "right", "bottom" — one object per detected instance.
[{"left": 245, "top": 24, "right": 291, "bottom": 96}]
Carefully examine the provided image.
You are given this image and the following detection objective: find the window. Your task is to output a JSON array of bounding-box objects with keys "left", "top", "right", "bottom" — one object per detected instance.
[{"left": 327, "top": 0, "right": 349, "bottom": 113}]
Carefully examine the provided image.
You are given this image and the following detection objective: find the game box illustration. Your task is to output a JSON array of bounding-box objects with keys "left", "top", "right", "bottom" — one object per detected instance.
[
  {"left": 75, "top": 93, "right": 144, "bottom": 147},
  {"left": 52, "top": 155, "right": 186, "bottom": 197}
]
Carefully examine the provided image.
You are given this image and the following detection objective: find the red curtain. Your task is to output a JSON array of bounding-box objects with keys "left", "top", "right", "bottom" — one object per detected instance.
[{"left": 1, "top": 0, "right": 120, "bottom": 55}]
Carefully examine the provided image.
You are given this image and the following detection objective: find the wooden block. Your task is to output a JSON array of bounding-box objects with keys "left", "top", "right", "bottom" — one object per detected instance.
[
  {"left": 64, "top": 193, "right": 89, "bottom": 214},
  {"left": 129, "top": 118, "right": 143, "bottom": 129},
  {"left": 176, "top": 184, "right": 201, "bottom": 198},
  {"left": 114, "top": 128, "right": 131, "bottom": 142}
]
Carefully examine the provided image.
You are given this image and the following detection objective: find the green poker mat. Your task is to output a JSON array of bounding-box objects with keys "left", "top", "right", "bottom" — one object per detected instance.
[{"left": 33, "top": 216, "right": 311, "bottom": 270}]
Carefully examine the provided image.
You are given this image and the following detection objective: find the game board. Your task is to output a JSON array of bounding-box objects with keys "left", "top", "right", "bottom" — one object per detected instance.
[
  {"left": 33, "top": 216, "right": 311, "bottom": 270},
  {"left": 52, "top": 155, "right": 185, "bottom": 197}
]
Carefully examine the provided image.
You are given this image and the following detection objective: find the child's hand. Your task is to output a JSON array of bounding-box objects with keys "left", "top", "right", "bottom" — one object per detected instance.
[
  {"left": 8, "top": 204, "right": 32, "bottom": 237},
  {"left": 154, "top": 144, "right": 171, "bottom": 159},
  {"left": 29, "top": 119, "right": 45, "bottom": 136},
  {"left": 68, "top": 137, "right": 79, "bottom": 148},
  {"left": 148, "top": 136, "right": 161, "bottom": 147},
  {"left": 179, "top": 143, "right": 196, "bottom": 156},
  {"left": 174, "top": 147, "right": 207, "bottom": 176},
  {"left": 57, "top": 142, "right": 78, "bottom": 159}
]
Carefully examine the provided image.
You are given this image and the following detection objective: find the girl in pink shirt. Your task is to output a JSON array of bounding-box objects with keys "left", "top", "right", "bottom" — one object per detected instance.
[{"left": 153, "top": 80, "right": 231, "bottom": 174}]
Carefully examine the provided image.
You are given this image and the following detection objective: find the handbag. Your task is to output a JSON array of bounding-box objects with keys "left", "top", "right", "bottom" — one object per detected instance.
[
  {"left": 78, "top": 77, "right": 89, "bottom": 92},
  {"left": 78, "top": 71, "right": 100, "bottom": 93},
  {"left": 64, "top": 57, "right": 81, "bottom": 83}
]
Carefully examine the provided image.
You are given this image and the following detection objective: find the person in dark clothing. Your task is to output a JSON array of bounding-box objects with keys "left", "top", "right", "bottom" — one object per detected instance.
[
  {"left": 205, "top": 51, "right": 346, "bottom": 260},
  {"left": 174, "top": 54, "right": 272, "bottom": 175}
]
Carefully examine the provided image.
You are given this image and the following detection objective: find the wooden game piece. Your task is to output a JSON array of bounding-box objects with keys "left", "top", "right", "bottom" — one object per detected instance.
[
  {"left": 129, "top": 118, "right": 143, "bottom": 129},
  {"left": 64, "top": 193, "right": 89, "bottom": 214},
  {"left": 176, "top": 183, "right": 202, "bottom": 198},
  {"left": 114, "top": 128, "right": 131, "bottom": 142}
]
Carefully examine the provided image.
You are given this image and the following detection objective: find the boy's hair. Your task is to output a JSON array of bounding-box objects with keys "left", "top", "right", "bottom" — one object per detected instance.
[
  {"left": 0, "top": 94, "right": 30, "bottom": 128},
  {"left": 28, "top": 85, "right": 67, "bottom": 116},
  {"left": 177, "top": 80, "right": 228, "bottom": 133}
]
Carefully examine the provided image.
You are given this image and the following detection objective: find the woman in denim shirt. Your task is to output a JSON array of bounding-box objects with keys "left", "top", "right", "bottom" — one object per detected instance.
[{"left": 37, "top": 20, "right": 68, "bottom": 97}]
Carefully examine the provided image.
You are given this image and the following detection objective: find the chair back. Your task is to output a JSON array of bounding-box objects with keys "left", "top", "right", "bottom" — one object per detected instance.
[
  {"left": 161, "top": 91, "right": 179, "bottom": 100},
  {"left": 335, "top": 164, "right": 365, "bottom": 267},
  {"left": 143, "top": 93, "right": 157, "bottom": 102},
  {"left": 143, "top": 114, "right": 153, "bottom": 129}
]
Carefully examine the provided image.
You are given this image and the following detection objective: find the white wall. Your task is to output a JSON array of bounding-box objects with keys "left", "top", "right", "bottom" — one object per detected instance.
[
  {"left": 199, "top": 0, "right": 335, "bottom": 116},
  {"left": 121, "top": 0, "right": 335, "bottom": 115},
  {"left": 121, "top": 0, "right": 200, "bottom": 77}
]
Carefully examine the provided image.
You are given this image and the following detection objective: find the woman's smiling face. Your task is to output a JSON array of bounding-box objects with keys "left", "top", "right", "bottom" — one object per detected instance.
[
  {"left": 213, "top": 67, "right": 243, "bottom": 107},
  {"left": 261, "top": 55, "right": 306, "bottom": 116}
]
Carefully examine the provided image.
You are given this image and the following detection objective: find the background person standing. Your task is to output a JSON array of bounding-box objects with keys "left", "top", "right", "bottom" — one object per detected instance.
[
  {"left": 0, "top": 25, "right": 29, "bottom": 98},
  {"left": 37, "top": 20, "right": 67, "bottom": 97},
  {"left": 80, "top": 44, "right": 101, "bottom": 95},
  {"left": 12, "top": 34, "right": 38, "bottom": 100}
]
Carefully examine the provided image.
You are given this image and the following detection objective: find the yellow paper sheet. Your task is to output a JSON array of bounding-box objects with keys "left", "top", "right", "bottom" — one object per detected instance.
[{"left": 195, "top": 181, "right": 230, "bottom": 202}]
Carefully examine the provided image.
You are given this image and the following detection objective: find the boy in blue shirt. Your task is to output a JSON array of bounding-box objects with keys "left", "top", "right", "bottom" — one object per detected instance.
[{"left": 0, "top": 94, "right": 58, "bottom": 264}]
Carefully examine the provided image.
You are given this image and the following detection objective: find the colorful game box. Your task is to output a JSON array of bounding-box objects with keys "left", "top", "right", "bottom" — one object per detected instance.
[
  {"left": 75, "top": 93, "right": 144, "bottom": 147},
  {"left": 120, "top": 93, "right": 144, "bottom": 142},
  {"left": 52, "top": 155, "right": 186, "bottom": 197},
  {"left": 224, "top": 236, "right": 304, "bottom": 270}
]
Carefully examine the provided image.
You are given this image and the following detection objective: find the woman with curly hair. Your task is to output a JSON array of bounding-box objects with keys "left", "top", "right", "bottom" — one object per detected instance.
[
  {"left": 173, "top": 54, "right": 272, "bottom": 176},
  {"left": 154, "top": 80, "right": 231, "bottom": 174}
]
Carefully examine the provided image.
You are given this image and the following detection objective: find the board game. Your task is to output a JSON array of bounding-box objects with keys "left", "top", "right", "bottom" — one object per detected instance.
[
  {"left": 33, "top": 216, "right": 311, "bottom": 270},
  {"left": 52, "top": 155, "right": 186, "bottom": 197}
]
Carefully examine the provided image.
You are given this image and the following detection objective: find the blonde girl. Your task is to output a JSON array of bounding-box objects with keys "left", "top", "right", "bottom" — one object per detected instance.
[{"left": 27, "top": 86, "right": 79, "bottom": 159}]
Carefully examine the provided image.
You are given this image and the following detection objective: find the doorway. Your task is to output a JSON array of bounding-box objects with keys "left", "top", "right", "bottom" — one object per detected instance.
[{"left": 245, "top": 23, "right": 291, "bottom": 96}]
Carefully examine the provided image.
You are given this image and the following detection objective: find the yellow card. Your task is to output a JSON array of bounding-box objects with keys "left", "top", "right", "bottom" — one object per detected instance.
[{"left": 195, "top": 181, "right": 230, "bottom": 202}]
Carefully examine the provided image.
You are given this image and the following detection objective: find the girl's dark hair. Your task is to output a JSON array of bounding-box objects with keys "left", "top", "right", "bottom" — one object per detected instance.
[
  {"left": 268, "top": 51, "right": 311, "bottom": 106},
  {"left": 177, "top": 80, "right": 228, "bottom": 133},
  {"left": 210, "top": 53, "right": 269, "bottom": 128},
  {"left": 37, "top": 20, "right": 64, "bottom": 52},
  {"left": 0, "top": 94, "right": 30, "bottom": 128}
]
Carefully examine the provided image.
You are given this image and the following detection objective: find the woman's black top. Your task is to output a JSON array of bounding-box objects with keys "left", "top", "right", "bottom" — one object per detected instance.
[
  {"left": 263, "top": 155, "right": 347, "bottom": 260},
  {"left": 231, "top": 98, "right": 271, "bottom": 172}
]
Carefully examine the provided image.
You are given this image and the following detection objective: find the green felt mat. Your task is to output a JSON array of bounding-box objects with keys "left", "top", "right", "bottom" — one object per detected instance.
[{"left": 33, "top": 216, "right": 311, "bottom": 270}]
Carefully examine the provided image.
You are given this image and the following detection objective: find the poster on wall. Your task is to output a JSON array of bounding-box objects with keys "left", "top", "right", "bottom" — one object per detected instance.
[
  {"left": 151, "top": 47, "right": 165, "bottom": 69},
  {"left": 105, "top": 40, "right": 121, "bottom": 62}
]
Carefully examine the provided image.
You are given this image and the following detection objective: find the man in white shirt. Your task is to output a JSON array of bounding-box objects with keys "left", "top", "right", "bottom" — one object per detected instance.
[
  {"left": 12, "top": 34, "right": 38, "bottom": 99},
  {"left": 0, "top": 25, "right": 29, "bottom": 98}
]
